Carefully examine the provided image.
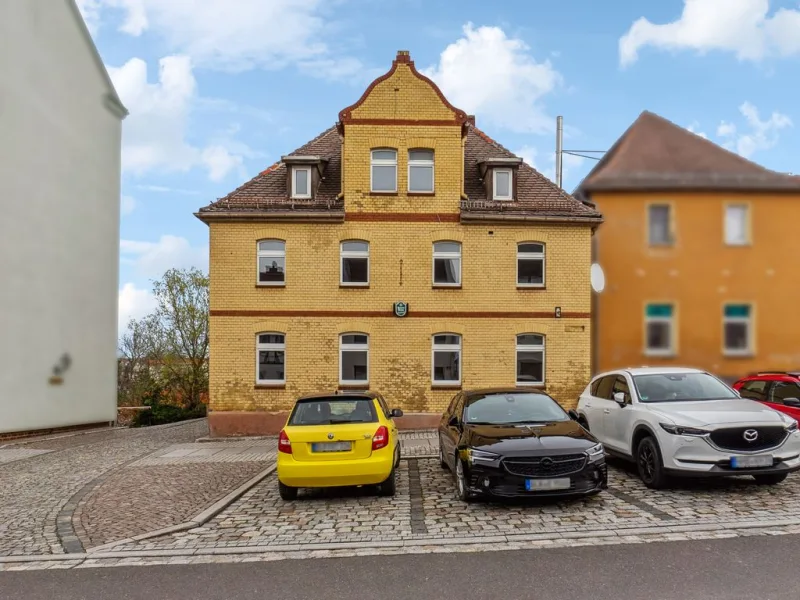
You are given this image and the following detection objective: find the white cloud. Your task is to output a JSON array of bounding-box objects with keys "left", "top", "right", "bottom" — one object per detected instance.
[
  {"left": 423, "top": 23, "right": 563, "bottom": 134},
  {"left": 136, "top": 184, "right": 200, "bottom": 195},
  {"left": 121, "top": 195, "right": 136, "bottom": 215},
  {"left": 717, "top": 101, "right": 792, "bottom": 158},
  {"left": 513, "top": 145, "right": 586, "bottom": 186},
  {"left": 120, "top": 235, "right": 208, "bottom": 280},
  {"left": 107, "top": 55, "right": 250, "bottom": 181},
  {"left": 118, "top": 282, "right": 156, "bottom": 333},
  {"left": 687, "top": 121, "right": 708, "bottom": 138},
  {"left": 619, "top": 0, "right": 800, "bottom": 67}
]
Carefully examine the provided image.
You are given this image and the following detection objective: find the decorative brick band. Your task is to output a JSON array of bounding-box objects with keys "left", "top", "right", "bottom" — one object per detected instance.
[
  {"left": 210, "top": 310, "right": 591, "bottom": 319},
  {"left": 346, "top": 212, "right": 461, "bottom": 222}
]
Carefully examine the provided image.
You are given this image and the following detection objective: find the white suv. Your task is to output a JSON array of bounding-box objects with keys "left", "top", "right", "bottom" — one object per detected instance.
[{"left": 576, "top": 367, "right": 800, "bottom": 489}]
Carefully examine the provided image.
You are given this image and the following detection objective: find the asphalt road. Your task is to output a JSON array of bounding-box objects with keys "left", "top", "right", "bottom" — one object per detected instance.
[{"left": 2, "top": 535, "right": 796, "bottom": 600}]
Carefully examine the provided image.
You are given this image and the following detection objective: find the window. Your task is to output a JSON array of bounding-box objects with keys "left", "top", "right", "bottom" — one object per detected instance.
[
  {"left": 770, "top": 382, "right": 800, "bottom": 404},
  {"left": 725, "top": 204, "right": 749, "bottom": 245},
  {"left": 516, "top": 334, "right": 545, "bottom": 385},
  {"left": 432, "top": 241, "right": 461, "bottom": 286},
  {"left": 370, "top": 149, "right": 397, "bottom": 192},
  {"left": 632, "top": 372, "right": 738, "bottom": 403},
  {"left": 291, "top": 167, "right": 311, "bottom": 199},
  {"left": 612, "top": 375, "right": 630, "bottom": 404},
  {"left": 644, "top": 304, "right": 674, "bottom": 355},
  {"left": 493, "top": 169, "right": 512, "bottom": 200},
  {"left": 432, "top": 333, "right": 461, "bottom": 385},
  {"left": 517, "top": 243, "right": 545, "bottom": 287},
  {"left": 289, "top": 397, "right": 378, "bottom": 426},
  {"left": 256, "top": 333, "right": 285, "bottom": 384},
  {"left": 340, "top": 241, "right": 369, "bottom": 286},
  {"left": 465, "top": 392, "right": 569, "bottom": 425},
  {"left": 340, "top": 333, "right": 369, "bottom": 385},
  {"left": 592, "top": 376, "right": 615, "bottom": 399},
  {"left": 257, "top": 239, "right": 286, "bottom": 285},
  {"left": 723, "top": 304, "right": 752, "bottom": 355},
  {"left": 408, "top": 149, "right": 434, "bottom": 192},
  {"left": 739, "top": 380, "right": 768, "bottom": 402},
  {"left": 648, "top": 204, "right": 672, "bottom": 246}
]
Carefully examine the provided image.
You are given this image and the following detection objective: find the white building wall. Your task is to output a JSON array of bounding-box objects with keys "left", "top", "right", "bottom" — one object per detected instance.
[{"left": 0, "top": 0, "right": 123, "bottom": 434}]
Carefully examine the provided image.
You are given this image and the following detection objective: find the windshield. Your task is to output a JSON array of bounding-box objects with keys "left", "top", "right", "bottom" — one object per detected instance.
[
  {"left": 289, "top": 397, "right": 378, "bottom": 425},
  {"left": 632, "top": 373, "right": 738, "bottom": 403},
  {"left": 464, "top": 393, "right": 570, "bottom": 425}
]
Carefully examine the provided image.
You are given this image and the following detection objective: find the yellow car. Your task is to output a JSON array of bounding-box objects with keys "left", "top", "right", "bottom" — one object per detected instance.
[{"left": 276, "top": 391, "right": 404, "bottom": 500}]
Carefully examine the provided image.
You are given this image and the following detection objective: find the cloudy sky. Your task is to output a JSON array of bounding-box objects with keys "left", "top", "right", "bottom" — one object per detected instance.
[{"left": 78, "top": 0, "right": 800, "bottom": 334}]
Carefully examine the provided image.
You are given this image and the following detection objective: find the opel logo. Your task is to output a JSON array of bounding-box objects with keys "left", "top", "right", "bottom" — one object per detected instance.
[
  {"left": 327, "top": 433, "right": 334, "bottom": 440},
  {"left": 743, "top": 429, "right": 759, "bottom": 442},
  {"left": 540, "top": 457, "right": 554, "bottom": 467}
]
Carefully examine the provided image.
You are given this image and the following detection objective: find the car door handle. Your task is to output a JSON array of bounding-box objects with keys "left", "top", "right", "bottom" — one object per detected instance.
[{"left": 603, "top": 409, "right": 610, "bottom": 414}]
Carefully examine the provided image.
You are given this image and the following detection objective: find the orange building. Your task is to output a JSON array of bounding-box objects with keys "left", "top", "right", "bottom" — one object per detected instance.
[{"left": 575, "top": 111, "right": 800, "bottom": 382}]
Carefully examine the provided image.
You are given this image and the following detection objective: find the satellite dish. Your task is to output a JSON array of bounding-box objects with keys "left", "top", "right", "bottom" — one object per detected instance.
[{"left": 590, "top": 263, "right": 605, "bottom": 293}]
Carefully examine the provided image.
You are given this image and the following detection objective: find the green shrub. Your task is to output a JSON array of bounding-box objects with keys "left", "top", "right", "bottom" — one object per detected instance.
[{"left": 131, "top": 396, "right": 207, "bottom": 427}]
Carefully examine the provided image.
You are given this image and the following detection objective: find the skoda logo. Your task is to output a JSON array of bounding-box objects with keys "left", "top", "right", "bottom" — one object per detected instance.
[
  {"left": 540, "top": 457, "right": 554, "bottom": 467},
  {"left": 743, "top": 429, "right": 759, "bottom": 442},
  {"left": 327, "top": 433, "right": 335, "bottom": 440}
]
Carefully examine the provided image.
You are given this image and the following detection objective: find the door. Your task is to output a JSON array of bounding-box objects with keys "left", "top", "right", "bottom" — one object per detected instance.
[
  {"left": 583, "top": 375, "right": 615, "bottom": 441},
  {"left": 602, "top": 375, "right": 636, "bottom": 453},
  {"left": 767, "top": 381, "right": 800, "bottom": 420},
  {"left": 439, "top": 393, "right": 464, "bottom": 468}
]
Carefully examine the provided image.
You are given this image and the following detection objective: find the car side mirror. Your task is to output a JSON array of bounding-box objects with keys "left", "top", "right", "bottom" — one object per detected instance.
[
  {"left": 448, "top": 415, "right": 460, "bottom": 427},
  {"left": 784, "top": 398, "right": 800, "bottom": 408},
  {"left": 567, "top": 409, "right": 580, "bottom": 421},
  {"left": 390, "top": 408, "right": 404, "bottom": 418},
  {"left": 613, "top": 392, "right": 627, "bottom": 406}
]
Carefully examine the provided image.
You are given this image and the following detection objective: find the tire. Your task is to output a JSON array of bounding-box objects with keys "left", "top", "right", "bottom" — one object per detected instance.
[
  {"left": 454, "top": 457, "right": 475, "bottom": 502},
  {"left": 278, "top": 481, "right": 298, "bottom": 501},
  {"left": 636, "top": 436, "right": 668, "bottom": 490},
  {"left": 753, "top": 473, "right": 788, "bottom": 486},
  {"left": 378, "top": 467, "right": 397, "bottom": 497},
  {"left": 439, "top": 442, "right": 448, "bottom": 470}
]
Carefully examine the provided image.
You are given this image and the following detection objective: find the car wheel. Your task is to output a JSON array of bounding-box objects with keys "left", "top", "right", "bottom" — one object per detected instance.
[
  {"left": 439, "top": 442, "right": 448, "bottom": 470},
  {"left": 454, "top": 457, "right": 474, "bottom": 502},
  {"left": 278, "top": 481, "right": 298, "bottom": 501},
  {"left": 636, "top": 436, "right": 668, "bottom": 490},
  {"left": 753, "top": 473, "right": 788, "bottom": 486},
  {"left": 378, "top": 467, "right": 397, "bottom": 497}
]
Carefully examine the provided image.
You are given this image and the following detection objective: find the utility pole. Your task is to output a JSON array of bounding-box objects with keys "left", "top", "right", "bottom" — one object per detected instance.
[{"left": 555, "top": 116, "right": 563, "bottom": 189}]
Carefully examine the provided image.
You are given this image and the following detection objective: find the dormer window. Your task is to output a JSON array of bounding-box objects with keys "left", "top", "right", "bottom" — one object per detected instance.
[
  {"left": 477, "top": 157, "right": 522, "bottom": 202},
  {"left": 291, "top": 167, "right": 312, "bottom": 199},
  {"left": 493, "top": 169, "right": 512, "bottom": 200},
  {"left": 408, "top": 149, "right": 434, "bottom": 193},
  {"left": 371, "top": 149, "right": 397, "bottom": 193}
]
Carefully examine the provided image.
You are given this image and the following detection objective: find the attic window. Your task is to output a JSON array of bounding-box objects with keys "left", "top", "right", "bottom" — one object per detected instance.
[
  {"left": 493, "top": 169, "right": 513, "bottom": 200},
  {"left": 291, "top": 167, "right": 311, "bottom": 199}
]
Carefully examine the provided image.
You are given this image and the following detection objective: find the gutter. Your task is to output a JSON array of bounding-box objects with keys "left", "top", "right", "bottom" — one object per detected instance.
[
  {"left": 194, "top": 210, "right": 345, "bottom": 224},
  {"left": 460, "top": 213, "right": 604, "bottom": 226}
]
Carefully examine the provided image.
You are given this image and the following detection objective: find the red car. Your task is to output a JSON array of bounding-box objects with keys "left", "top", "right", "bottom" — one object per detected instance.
[{"left": 732, "top": 371, "right": 800, "bottom": 420}]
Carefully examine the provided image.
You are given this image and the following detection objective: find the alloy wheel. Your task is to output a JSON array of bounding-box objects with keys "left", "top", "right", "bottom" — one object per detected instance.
[{"left": 638, "top": 443, "right": 656, "bottom": 482}]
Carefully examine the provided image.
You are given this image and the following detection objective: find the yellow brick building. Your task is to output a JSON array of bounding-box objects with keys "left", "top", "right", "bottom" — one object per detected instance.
[{"left": 196, "top": 50, "right": 603, "bottom": 436}]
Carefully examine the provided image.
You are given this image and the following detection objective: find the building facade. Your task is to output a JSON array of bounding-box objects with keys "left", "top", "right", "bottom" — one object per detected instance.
[
  {"left": 0, "top": 0, "right": 126, "bottom": 436},
  {"left": 576, "top": 111, "right": 800, "bottom": 382},
  {"left": 198, "top": 51, "right": 602, "bottom": 437}
]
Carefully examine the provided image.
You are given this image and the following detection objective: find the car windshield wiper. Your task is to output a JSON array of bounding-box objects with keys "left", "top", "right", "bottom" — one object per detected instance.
[{"left": 504, "top": 420, "right": 552, "bottom": 425}]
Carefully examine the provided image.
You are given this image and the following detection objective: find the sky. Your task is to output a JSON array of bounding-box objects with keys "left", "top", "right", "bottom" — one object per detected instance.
[{"left": 76, "top": 0, "right": 800, "bottom": 335}]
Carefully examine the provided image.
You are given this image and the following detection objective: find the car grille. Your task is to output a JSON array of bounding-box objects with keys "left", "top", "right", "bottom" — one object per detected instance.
[
  {"left": 502, "top": 453, "right": 587, "bottom": 478},
  {"left": 709, "top": 426, "right": 788, "bottom": 452}
]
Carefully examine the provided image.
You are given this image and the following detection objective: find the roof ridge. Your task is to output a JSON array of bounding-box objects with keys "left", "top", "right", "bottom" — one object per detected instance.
[{"left": 289, "top": 124, "right": 339, "bottom": 156}]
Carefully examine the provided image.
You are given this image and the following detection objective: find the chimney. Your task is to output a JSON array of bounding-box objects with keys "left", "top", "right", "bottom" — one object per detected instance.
[
  {"left": 396, "top": 50, "right": 412, "bottom": 63},
  {"left": 466, "top": 115, "right": 476, "bottom": 126}
]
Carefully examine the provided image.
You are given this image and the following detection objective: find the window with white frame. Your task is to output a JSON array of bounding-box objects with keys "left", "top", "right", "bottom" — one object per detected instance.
[
  {"left": 493, "top": 169, "right": 512, "bottom": 200},
  {"left": 340, "top": 241, "right": 369, "bottom": 286},
  {"left": 644, "top": 303, "right": 674, "bottom": 355},
  {"left": 256, "top": 333, "right": 285, "bottom": 384},
  {"left": 724, "top": 204, "right": 749, "bottom": 245},
  {"left": 408, "top": 149, "right": 434, "bottom": 192},
  {"left": 340, "top": 333, "right": 369, "bottom": 384},
  {"left": 723, "top": 304, "right": 752, "bottom": 355},
  {"left": 433, "top": 241, "right": 461, "bottom": 286},
  {"left": 432, "top": 334, "right": 461, "bottom": 385},
  {"left": 257, "top": 239, "right": 286, "bottom": 285},
  {"left": 370, "top": 149, "right": 397, "bottom": 192},
  {"left": 516, "top": 334, "right": 545, "bottom": 385},
  {"left": 648, "top": 204, "right": 672, "bottom": 246},
  {"left": 291, "top": 167, "right": 312, "bottom": 199},
  {"left": 517, "top": 242, "right": 545, "bottom": 287}
]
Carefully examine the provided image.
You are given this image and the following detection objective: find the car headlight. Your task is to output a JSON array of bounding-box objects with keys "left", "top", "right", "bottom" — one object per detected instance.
[
  {"left": 466, "top": 448, "right": 500, "bottom": 463},
  {"left": 783, "top": 417, "right": 799, "bottom": 432},
  {"left": 659, "top": 423, "right": 710, "bottom": 436},
  {"left": 586, "top": 443, "right": 605, "bottom": 462}
]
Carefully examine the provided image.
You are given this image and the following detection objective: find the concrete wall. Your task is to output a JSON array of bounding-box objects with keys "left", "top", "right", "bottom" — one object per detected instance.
[{"left": 0, "top": 0, "right": 123, "bottom": 434}]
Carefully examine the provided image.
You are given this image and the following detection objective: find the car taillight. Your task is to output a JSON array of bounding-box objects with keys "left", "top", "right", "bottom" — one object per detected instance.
[
  {"left": 372, "top": 425, "right": 389, "bottom": 450},
  {"left": 278, "top": 430, "right": 292, "bottom": 454}
]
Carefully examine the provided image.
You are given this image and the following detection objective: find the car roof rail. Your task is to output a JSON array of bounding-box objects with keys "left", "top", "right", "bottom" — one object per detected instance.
[{"left": 750, "top": 370, "right": 792, "bottom": 376}]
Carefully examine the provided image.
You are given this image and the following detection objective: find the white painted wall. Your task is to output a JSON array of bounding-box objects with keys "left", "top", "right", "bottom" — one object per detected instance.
[{"left": 0, "top": 0, "right": 125, "bottom": 434}]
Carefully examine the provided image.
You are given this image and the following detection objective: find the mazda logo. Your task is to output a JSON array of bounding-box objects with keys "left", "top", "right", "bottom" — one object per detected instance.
[
  {"left": 327, "top": 433, "right": 334, "bottom": 440},
  {"left": 743, "top": 429, "right": 759, "bottom": 442},
  {"left": 540, "top": 457, "right": 554, "bottom": 467}
]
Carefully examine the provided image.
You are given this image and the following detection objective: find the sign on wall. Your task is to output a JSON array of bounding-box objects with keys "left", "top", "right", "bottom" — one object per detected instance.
[{"left": 393, "top": 302, "right": 409, "bottom": 318}]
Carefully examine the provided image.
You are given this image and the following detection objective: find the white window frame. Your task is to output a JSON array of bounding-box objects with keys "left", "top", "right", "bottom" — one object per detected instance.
[
  {"left": 493, "top": 169, "right": 513, "bottom": 201},
  {"left": 516, "top": 242, "right": 545, "bottom": 288},
  {"left": 723, "top": 304, "right": 753, "bottom": 356},
  {"left": 724, "top": 203, "right": 749, "bottom": 246},
  {"left": 340, "top": 240, "right": 370, "bottom": 287},
  {"left": 339, "top": 333, "right": 369, "bottom": 385},
  {"left": 256, "top": 239, "right": 286, "bottom": 287},
  {"left": 370, "top": 149, "right": 397, "bottom": 193},
  {"left": 408, "top": 149, "right": 434, "bottom": 193},
  {"left": 432, "top": 333, "right": 462, "bottom": 386},
  {"left": 515, "top": 334, "right": 546, "bottom": 386},
  {"left": 644, "top": 304, "right": 675, "bottom": 356},
  {"left": 291, "top": 166, "right": 312, "bottom": 199},
  {"left": 256, "top": 332, "right": 286, "bottom": 385},
  {"left": 432, "top": 241, "right": 462, "bottom": 287}
]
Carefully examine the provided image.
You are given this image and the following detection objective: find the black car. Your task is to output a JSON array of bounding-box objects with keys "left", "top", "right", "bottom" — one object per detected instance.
[{"left": 437, "top": 388, "right": 608, "bottom": 501}]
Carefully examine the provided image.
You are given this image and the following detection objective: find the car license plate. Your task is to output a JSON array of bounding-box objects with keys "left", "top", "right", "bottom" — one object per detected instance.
[
  {"left": 525, "top": 478, "right": 571, "bottom": 491},
  {"left": 730, "top": 454, "right": 773, "bottom": 468},
  {"left": 311, "top": 442, "right": 352, "bottom": 453}
]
